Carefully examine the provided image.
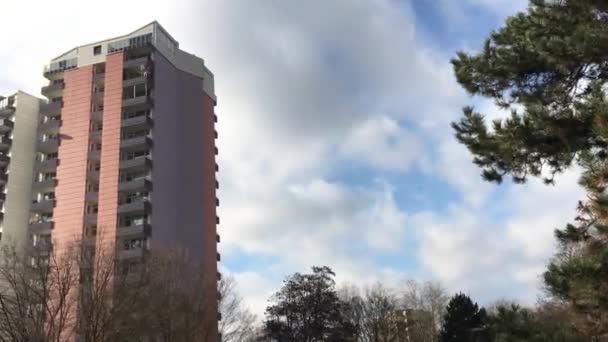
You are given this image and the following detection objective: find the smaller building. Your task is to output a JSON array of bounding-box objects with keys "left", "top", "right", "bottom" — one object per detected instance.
[{"left": 0, "top": 91, "right": 44, "bottom": 254}]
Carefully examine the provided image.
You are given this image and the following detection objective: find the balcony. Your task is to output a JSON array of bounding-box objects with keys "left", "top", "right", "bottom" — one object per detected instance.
[
  {"left": 0, "top": 119, "right": 13, "bottom": 134},
  {"left": 91, "top": 111, "right": 103, "bottom": 122},
  {"left": 122, "top": 114, "right": 152, "bottom": 130},
  {"left": 123, "top": 76, "right": 147, "bottom": 88},
  {"left": 38, "top": 119, "right": 61, "bottom": 132},
  {"left": 117, "top": 224, "right": 150, "bottom": 238},
  {"left": 119, "top": 178, "right": 152, "bottom": 193},
  {"left": 124, "top": 56, "right": 149, "bottom": 69},
  {"left": 83, "top": 235, "right": 96, "bottom": 246},
  {"left": 89, "top": 150, "right": 101, "bottom": 161},
  {"left": 31, "top": 199, "right": 55, "bottom": 213},
  {"left": 41, "top": 82, "right": 64, "bottom": 98},
  {"left": 36, "top": 159, "right": 58, "bottom": 172},
  {"left": 88, "top": 170, "right": 100, "bottom": 181},
  {"left": 85, "top": 192, "right": 98, "bottom": 203},
  {"left": 92, "top": 92, "right": 104, "bottom": 104},
  {"left": 0, "top": 155, "right": 9, "bottom": 168},
  {"left": 0, "top": 105, "right": 15, "bottom": 117},
  {"left": 120, "top": 156, "right": 152, "bottom": 172},
  {"left": 122, "top": 95, "right": 152, "bottom": 109},
  {"left": 118, "top": 248, "right": 144, "bottom": 259},
  {"left": 108, "top": 33, "right": 152, "bottom": 53},
  {"left": 43, "top": 58, "right": 77, "bottom": 77},
  {"left": 117, "top": 198, "right": 150, "bottom": 215},
  {"left": 93, "top": 73, "right": 105, "bottom": 83},
  {"left": 40, "top": 101, "right": 62, "bottom": 116},
  {"left": 38, "top": 138, "right": 59, "bottom": 153},
  {"left": 29, "top": 221, "right": 54, "bottom": 234},
  {"left": 89, "top": 130, "right": 102, "bottom": 141},
  {"left": 0, "top": 136, "right": 12, "bottom": 152},
  {"left": 33, "top": 178, "right": 57, "bottom": 191},
  {"left": 84, "top": 214, "right": 97, "bottom": 226},
  {"left": 121, "top": 136, "right": 152, "bottom": 150}
]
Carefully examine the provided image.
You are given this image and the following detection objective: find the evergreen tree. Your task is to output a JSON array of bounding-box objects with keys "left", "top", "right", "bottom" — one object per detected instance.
[
  {"left": 451, "top": 0, "right": 608, "bottom": 336},
  {"left": 439, "top": 293, "right": 487, "bottom": 342},
  {"left": 262, "top": 266, "right": 357, "bottom": 341}
]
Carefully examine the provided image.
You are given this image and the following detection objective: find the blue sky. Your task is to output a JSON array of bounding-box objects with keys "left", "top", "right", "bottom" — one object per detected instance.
[{"left": 0, "top": 0, "right": 584, "bottom": 316}]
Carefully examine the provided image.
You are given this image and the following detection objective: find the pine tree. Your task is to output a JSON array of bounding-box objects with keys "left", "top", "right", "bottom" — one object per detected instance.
[
  {"left": 451, "top": 0, "right": 608, "bottom": 336},
  {"left": 440, "top": 293, "right": 487, "bottom": 342}
]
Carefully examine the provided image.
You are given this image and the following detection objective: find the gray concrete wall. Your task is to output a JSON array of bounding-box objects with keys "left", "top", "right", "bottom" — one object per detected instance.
[{"left": 2, "top": 91, "right": 41, "bottom": 252}]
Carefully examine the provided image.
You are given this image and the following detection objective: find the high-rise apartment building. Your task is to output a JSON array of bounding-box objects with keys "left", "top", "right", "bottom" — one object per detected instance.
[{"left": 1, "top": 22, "right": 220, "bottom": 339}]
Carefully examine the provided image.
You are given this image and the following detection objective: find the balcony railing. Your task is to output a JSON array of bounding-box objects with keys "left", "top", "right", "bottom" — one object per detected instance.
[
  {"left": 123, "top": 95, "right": 152, "bottom": 109},
  {"left": 89, "top": 150, "right": 101, "bottom": 161},
  {"left": 0, "top": 105, "right": 15, "bottom": 116},
  {"left": 0, "top": 119, "right": 14, "bottom": 133},
  {"left": 38, "top": 138, "right": 59, "bottom": 152},
  {"left": 123, "top": 76, "right": 147, "bottom": 88},
  {"left": 118, "top": 178, "right": 152, "bottom": 192},
  {"left": 85, "top": 214, "right": 97, "bottom": 226},
  {"left": 43, "top": 58, "right": 77, "bottom": 76},
  {"left": 41, "top": 82, "right": 65, "bottom": 97},
  {"left": 39, "top": 119, "right": 61, "bottom": 132},
  {"left": 120, "top": 156, "right": 152, "bottom": 171},
  {"left": 117, "top": 223, "right": 150, "bottom": 237},
  {"left": 117, "top": 198, "right": 151, "bottom": 214},
  {"left": 122, "top": 114, "right": 152, "bottom": 129},
  {"left": 124, "top": 56, "right": 150, "bottom": 69},
  {"left": 0, "top": 155, "right": 10, "bottom": 167},
  {"left": 0, "top": 136, "right": 12, "bottom": 151},
  {"left": 121, "top": 136, "right": 152, "bottom": 150},
  {"left": 40, "top": 101, "right": 62, "bottom": 116},
  {"left": 33, "top": 178, "right": 57, "bottom": 191},
  {"left": 108, "top": 34, "right": 152, "bottom": 53},
  {"left": 29, "top": 221, "right": 54, "bottom": 233},
  {"left": 31, "top": 199, "right": 55, "bottom": 213},
  {"left": 91, "top": 111, "right": 103, "bottom": 122},
  {"left": 85, "top": 191, "right": 98, "bottom": 203},
  {"left": 118, "top": 248, "right": 144, "bottom": 259},
  {"left": 36, "top": 159, "right": 58, "bottom": 172}
]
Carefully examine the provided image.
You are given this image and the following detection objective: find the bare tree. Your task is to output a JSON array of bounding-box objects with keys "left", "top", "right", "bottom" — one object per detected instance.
[
  {"left": 0, "top": 241, "right": 220, "bottom": 342},
  {"left": 0, "top": 244, "right": 79, "bottom": 342},
  {"left": 401, "top": 279, "right": 448, "bottom": 342},
  {"left": 218, "top": 275, "right": 258, "bottom": 342},
  {"left": 340, "top": 283, "right": 405, "bottom": 342}
]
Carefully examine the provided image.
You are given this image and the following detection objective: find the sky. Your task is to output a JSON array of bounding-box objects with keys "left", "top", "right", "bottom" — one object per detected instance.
[{"left": 0, "top": 0, "right": 585, "bottom": 316}]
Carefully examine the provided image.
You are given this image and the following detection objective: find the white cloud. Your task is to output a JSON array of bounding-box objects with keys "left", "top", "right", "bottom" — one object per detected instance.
[
  {"left": 341, "top": 116, "right": 423, "bottom": 171},
  {"left": 417, "top": 169, "right": 583, "bottom": 304}
]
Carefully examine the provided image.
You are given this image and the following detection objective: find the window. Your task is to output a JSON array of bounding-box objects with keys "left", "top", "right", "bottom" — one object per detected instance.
[
  {"left": 93, "top": 45, "right": 102, "bottom": 56},
  {"left": 123, "top": 238, "right": 146, "bottom": 250},
  {"left": 122, "top": 83, "right": 149, "bottom": 100},
  {"left": 124, "top": 192, "right": 148, "bottom": 204}
]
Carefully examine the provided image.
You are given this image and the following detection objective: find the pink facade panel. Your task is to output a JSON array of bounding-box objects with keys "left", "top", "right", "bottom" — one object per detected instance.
[
  {"left": 53, "top": 65, "right": 94, "bottom": 341},
  {"left": 96, "top": 52, "right": 124, "bottom": 251},
  {"left": 54, "top": 66, "right": 93, "bottom": 251}
]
